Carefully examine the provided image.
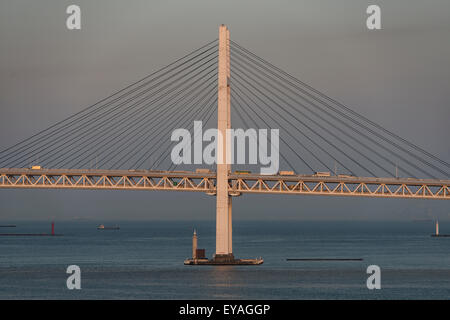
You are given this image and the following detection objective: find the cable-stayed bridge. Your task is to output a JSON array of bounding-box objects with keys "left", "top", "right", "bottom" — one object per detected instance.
[{"left": 0, "top": 26, "right": 448, "bottom": 264}]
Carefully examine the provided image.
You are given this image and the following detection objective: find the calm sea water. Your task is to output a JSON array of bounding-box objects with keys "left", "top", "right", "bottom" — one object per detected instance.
[{"left": 0, "top": 220, "right": 448, "bottom": 299}]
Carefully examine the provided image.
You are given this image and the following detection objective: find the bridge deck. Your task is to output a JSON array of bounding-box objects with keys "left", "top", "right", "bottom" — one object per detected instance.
[{"left": 0, "top": 168, "right": 448, "bottom": 199}]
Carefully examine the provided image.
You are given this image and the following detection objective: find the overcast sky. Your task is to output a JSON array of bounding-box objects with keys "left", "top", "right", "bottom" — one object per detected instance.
[{"left": 0, "top": 0, "right": 449, "bottom": 221}]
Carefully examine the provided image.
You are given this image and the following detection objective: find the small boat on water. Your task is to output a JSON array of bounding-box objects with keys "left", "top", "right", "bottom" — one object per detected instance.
[{"left": 97, "top": 224, "right": 120, "bottom": 230}]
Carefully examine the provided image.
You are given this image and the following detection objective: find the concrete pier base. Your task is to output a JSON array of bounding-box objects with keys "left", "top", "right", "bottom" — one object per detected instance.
[
  {"left": 213, "top": 253, "right": 235, "bottom": 263},
  {"left": 184, "top": 256, "right": 263, "bottom": 265}
]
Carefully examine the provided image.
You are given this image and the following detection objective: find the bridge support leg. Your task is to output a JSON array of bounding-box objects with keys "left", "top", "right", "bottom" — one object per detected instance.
[
  {"left": 183, "top": 25, "right": 262, "bottom": 266},
  {"left": 214, "top": 24, "right": 234, "bottom": 262},
  {"left": 228, "top": 196, "right": 232, "bottom": 254}
]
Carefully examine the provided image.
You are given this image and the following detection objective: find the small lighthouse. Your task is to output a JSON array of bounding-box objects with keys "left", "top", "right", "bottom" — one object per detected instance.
[
  {"left": 184, "top": 229, "right": 207, "bottom": 264},
  {"left": 192, "top": 229, "right": 198, "bottom": 260},
  {"left": 431, "top": 219, "right": 449, "bottom": 237}
]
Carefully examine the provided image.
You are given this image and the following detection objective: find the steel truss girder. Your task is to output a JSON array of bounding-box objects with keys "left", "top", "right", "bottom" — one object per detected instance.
[
  {"left": 230, "top": 177, "right": 449, "bottom": 199},
  {"left": 0, "top": 172, "right": 214, "bottom": 193},
  {"left": 0, "top": 169, "right": 449, "bottom": 199}
]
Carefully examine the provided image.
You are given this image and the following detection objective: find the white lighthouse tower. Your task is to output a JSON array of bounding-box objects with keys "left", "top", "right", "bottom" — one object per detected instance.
[{"left": 192, "top": 229, "right": 198, "bottom": 260}]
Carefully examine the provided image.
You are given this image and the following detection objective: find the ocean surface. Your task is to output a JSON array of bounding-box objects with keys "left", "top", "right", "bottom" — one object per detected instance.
[{"left": 0, "top": 220, "right": 449, "bottom": 299}]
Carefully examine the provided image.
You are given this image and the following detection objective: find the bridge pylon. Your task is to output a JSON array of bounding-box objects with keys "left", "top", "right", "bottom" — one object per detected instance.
[
  {"left": 185, "top": 25, "right": 263, "bottom": 265},
  {"left": 214, "top": 24, "right": 234, "bottom": 262}
]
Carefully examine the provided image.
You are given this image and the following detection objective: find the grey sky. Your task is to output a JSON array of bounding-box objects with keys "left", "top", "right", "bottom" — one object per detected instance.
[{"left": 0, "top": 0, "right": 449, "bottom": 221}]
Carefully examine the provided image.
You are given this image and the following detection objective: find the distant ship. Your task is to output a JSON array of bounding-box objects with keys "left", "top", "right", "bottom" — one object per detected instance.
[{"left": 97, "top": 224, "right": 120, "bottom": 230}]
